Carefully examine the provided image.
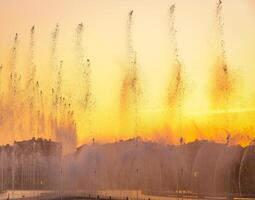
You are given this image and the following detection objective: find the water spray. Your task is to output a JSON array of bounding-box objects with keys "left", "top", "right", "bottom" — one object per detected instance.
[
  {"left": 168, "top": 4, "right": 185, "bottom": 143},
  {"left": 9, "top": 33, "right": 19, "bottom": 73},
  {"left": 8, "top": 33, "right": 19, "bottom": 98},
  {"left": 50, "top": 24, "right": 59, "bottom": 71},
  {"left": 214, "top": 0, "right": 232, "bottom": 137},
  {"left": 75, "top": 23, "right": 84, "bottom": 68},
  {"left": 121, "top": 10, "right": 141, "bottom": 136},
  {"left": 128, "top": 10, "right": 141, "bottom": 200},
  {"left": 26, "top": 25, "right": 36, "bottom": 88},
  {"left": 56, "top": 60, "right": 63, "bottom": 104}
]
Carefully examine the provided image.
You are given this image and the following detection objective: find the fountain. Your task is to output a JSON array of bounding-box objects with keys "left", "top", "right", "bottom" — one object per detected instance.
[
  {"left": 167, "top": 4, "right": 185, "bottom": 143},
  {"left": 0, "top": 2, "right": 254, "bottom": 198}
]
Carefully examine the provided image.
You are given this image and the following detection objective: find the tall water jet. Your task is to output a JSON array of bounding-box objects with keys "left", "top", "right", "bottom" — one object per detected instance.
[
  {"left": 56, "top": 60, "right": 63, "bottom": 106},
  {"left": 119, "top": 9, "right": 140, "bottom": 198},
  {"left": 215, "top": 0, "right": 229, "bottom": 103},
  {"left": 49, "top": 24, "right": 60, "bottom": 86},
  {"left": 167, "top": 4, "right": 185, "bottom": 142},
  {"left": 24, "top": 26, "right": 39, "bottom": 191},
  {"left": 120, "top": 11, "right": 134, "bottom": 120},
  {"left": 120, "top": 10, "right": 141, "bottom": 139},
  {"left": 82, "top": 59, "right": 94, "bottom": 145},
  {"left": 75, "top": 23, "right": 85, "bottom": 70},
  {"left": 26, "top": 25, "right": 36, "bottom": 88},
  {"left": 53, "top": 60, "right": 63, "bottom": 127},
  {"left": 7, "top": 33, "right": 20, "bottom": 141},
  {"left": 74, "top": 23, "right": 95, "bottom": 143},
  {"left": 26, "top": 26, "right": 38, "bottom": 139},
  {"left": 75, "top": 23, "right": 94, "bottom": 112},
  {"left": 82, "top": 59, "right": 93, "bottom": 110},
  {"left": 211, "top": 0, "right": 235, "bottom": 135},
  {"left": 52, "top": 60, "right": 77, "bottom": 154},
  {"left": 127, "top": 10, "right": 142, "bottom": 200},
  {"left": 9, "top": 33, "right": 19, "bottom": 74},
  {"left": 7, "top": 33, "right": 19, "bottom": 100}
]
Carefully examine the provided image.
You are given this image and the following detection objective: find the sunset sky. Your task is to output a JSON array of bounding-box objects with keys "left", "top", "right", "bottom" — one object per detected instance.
[{"left": 0, "top": 0, "right": 255, "bottom": 146}]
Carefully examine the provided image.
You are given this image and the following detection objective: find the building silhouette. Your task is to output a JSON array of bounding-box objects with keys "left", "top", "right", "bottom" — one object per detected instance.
[{"left": 0, "top": 137, "right": 62, "bottom": 190}]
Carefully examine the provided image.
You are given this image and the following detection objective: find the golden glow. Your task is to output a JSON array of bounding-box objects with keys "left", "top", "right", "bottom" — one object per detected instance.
[{"left": 0, "top": 0, "right": 255, "bottom": 147}]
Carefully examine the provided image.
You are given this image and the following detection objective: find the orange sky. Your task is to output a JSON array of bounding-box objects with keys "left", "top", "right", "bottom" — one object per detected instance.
[{"left": 0, "top": 0, "right": 255, "bottom": 146}]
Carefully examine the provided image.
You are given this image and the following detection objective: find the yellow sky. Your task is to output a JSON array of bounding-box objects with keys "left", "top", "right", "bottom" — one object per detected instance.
[{"left": 0, "top": 0, "right": 255, "bottom": 146}]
